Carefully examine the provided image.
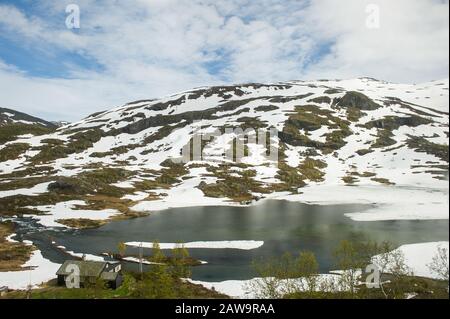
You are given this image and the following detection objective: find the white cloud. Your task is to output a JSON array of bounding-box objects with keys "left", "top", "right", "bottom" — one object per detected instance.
[
  {"left": 0, "top": 0, "right": 448, "bottom": 121},
  {"left": 301, "top": 0, "right": 449, "bottom": 82},
  {"left": 0, "top": 60, "right": 218, "bottom": 121}
]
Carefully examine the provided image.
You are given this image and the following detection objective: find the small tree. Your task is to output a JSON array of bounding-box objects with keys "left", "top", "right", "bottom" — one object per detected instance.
[
  {"left": 372, "top": 241, "right": 412, "bottom": 299},
  {"left": 246, "top": 251, "right": 320, "bottom": 298},
  {"left": 297, "top": 251, "right": 320, "bottom": 295},
  {"left": 172, "top": 243, "right": 192, "bottom": 278},
  {"left": 428, "top": 246, "right": 449, "bottom": 282},
  {"left": 247, "top": 256, "right": 284, "bottom": 299},
  {"left": 148, "top": 241, "right": 176, "bottom": 298},
  {"left": 333, "top": 240, "right": 378, "bottom": 297},
  {"left": 117, "top": 242, "right": 127, "bottom": 257},
  {"left": 117, "top": 273, "right": 137, "bottom": 297},
  {"left": 274, "top": 252, "right": 302, "bottom": 297},
  {"left": 372, "top": 241, "right": 411, "bottom": 299},
  {"left": 151, "top": 241, "right": 165, "bottom": 263}
]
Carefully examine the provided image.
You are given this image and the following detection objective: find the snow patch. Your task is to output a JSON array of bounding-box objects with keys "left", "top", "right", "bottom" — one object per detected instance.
[
  {"left": 28, "top": 200, "right": 118, "bottom": 228},
  {"left": 125, "top": 240, "right": 264, "bottom": 250},
  {"left": 0, "top": 250, "right": 60, "bottom": 290}
]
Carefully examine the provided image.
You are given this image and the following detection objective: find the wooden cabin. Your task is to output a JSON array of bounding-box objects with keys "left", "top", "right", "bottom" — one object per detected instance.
[{"left": 56, "top": 260, "right": 122, "bottom": 289}]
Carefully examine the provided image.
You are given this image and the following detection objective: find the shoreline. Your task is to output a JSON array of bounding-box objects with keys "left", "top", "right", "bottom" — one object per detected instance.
[{"left": 1, "top": 184, "right": 448, "bottom": 291}]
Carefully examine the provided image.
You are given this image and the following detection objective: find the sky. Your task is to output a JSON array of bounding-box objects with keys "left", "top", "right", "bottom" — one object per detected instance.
[{"left": 0, "top": 0, "right": 448, "bottom": 122}]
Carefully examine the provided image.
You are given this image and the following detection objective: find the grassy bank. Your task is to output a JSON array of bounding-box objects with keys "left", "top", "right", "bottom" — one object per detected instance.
[{"left": 0, "top": 221, "right": 35, "bottom": 271}]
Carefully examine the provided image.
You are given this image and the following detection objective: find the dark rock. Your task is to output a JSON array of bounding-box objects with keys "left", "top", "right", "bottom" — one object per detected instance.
[
  {"left": 308, "top": 96, "right": 332, "bottom": 104},
  {"left": 254, "top": 105, "right": 279, "bottom": 112},
  {"left": 324, "top": 88, "right": 342, "bottom": 94},
  {"left": 333, "top": 91, "right": 381, "bottom": 110},
  {"left": 48, "top": 180, "right": 82, "bottom": 194},
  {"left": 365, "top": 115, "right": 432, "bottom": 130}
]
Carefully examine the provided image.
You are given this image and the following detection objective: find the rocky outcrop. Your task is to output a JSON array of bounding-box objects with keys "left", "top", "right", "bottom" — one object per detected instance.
[{"left": 333, "top": 91, "right": 382, "bottom": 110}]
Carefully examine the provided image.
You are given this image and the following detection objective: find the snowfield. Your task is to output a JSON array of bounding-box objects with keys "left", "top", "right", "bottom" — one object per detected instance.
[
  {"left": 373, "top": 241, "right": 450, "bottom": 279},
  {"left": 280, "top": 184, "right": 449, "bottom": 221},
  {"left": 0, "top": 182, "right": 51, "bottom": 198},
  {"left": 28, "top": 200, "right": 118, "bottom": 228},
  {"left": 0, "top": 77, "right": 448, "bottom": 293},
  {"left": 125, "top": 240, "right": 264, "bottom": 250},
  {"left": 0, "top": 249, "right": 60, "bottom": 290}
]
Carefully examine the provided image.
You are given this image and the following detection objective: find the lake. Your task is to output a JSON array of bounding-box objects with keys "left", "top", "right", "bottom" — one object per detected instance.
[{"left": 23, "top": 200, "right": 449, "bottom": 281}]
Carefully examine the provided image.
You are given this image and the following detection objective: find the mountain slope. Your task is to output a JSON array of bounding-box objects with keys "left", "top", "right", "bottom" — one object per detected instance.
[
  {"left": 0, "top": 78, "right": 448, "bottom": 228},
  {"left": 0, "top": 107, "right": 57, "bottom": 128},
  {"left": 0, "top": 108, "right": 57, "bottom": 147}
]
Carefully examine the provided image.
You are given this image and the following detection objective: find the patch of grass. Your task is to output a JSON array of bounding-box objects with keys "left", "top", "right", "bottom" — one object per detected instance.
[
  {"left": 0, "top": 167, "right": 135, "bottom": 218},
  {"left": 254, "top": 105, "right": 279, "bottom": 112},
  {"left": 285, "top": 275, "right": 449, "bottom": 299},
  {"left": 0, "top": 166, "right": 149, "bottom": 225},
  {"left": 0, "top": 123, "right": 53, "bottom": 144},
  {"left": 350, "top": 171, "right": 377, "bottom": 178},
  {"left": 142, "top": 122, "right": 186, "bottom": 146},
  {"left": 308, "top": 96, "right": 331, "bottom": 104},
  {"left": 371, "top": 177, "right": 395, "bottom": 185},
  {"left": 323, "top": 88, "right": 342, "bottom": 94},
  {"left": 286, "top": 105, "right": 336, "bottom": 131},
  {"left": 40, "top": 138, "right": 64, "bottom": 146},
  {"left": 279, "top": 125, "right": 321, "bottom": 148},
  {"left": 236, "top": 117, "right": 268, "bottom": 131},
  {"left": 132, "top": 161, "right": 189, "bottom": 189},
  {"left": 80, "top": 167, "right": 134, "bottom": 185},
  {"left": 267, "top": 145, "right": 306, "bottom": 193},
  {"left": 0, "top": 221, "right": 35, "bottom": 271},
  {"left": 0, "top": 176, "right": 51, "bottom": 192},
  {"left": 2, "top": 273, "right": 228, "bottom": 299},
  {"left": 371, "top": 129, "right": 396, "bottom": 148},
  {"left": 0, "top": 193, "right": 80, "bottom": 217},
  {"left": 355, "top": 274, "right": 449, "bottom": 299},
  {"left": 80, "top": 194, "right": 148, "bottom": 219},
  {"left": 46, "top": 176, "right": 127, "bottom": 199},
  {"left": 198, "top": 165, "right": 270, "bottom": 202},
  {"left": 324, "top": 128, "right": 352, "bottom": 151},
  {"left": 280, "top": 105, "right": 352, "bottom": 152},
  {"left": 365, "top": 115, "right": 432, "bottom": 131},
  {"left": 298, "top": 157, "right": 327, "bottom": 182},
  {"left": 342, "top": 175, "right": 359, "bottom": 185},
  {"left": 275, "top": 163, "right": 306, "bottom": 193},
  {"left": 0, "top": 165, "right": 56, "bottom": 179},
  {"left": 0, "top": 143, "right": 30, "bottom": 162},
  {"left": 356, "top": 149, "right": 374, "bottom": 156},
  {"left": 54, "top": 218, "right": 108, "bottom": 229},
  {"left": 406, "top": 136, "right": 449, "bottom": 163},
  {"left": 31, "top": 129, "right": 103, "bottom": 164},
  {"left": 30, "top": 145, "right": 68, "bottom": 164},
  {"left": 90, "top": 145, "right": 136, "bottom": 158},
  {"left": 364, "top": 116, "right": 435, "bottom": 151},
  {"left": 346, "top": 107, "right": 365, "bottom": 122}
]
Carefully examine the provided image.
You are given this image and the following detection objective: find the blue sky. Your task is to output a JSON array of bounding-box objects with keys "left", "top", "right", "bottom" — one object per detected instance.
[
  {"left": 0, "top": 0, "right": 102, "bottom": 78},
  {"left": 0, "top": 0, "right": 448, "bottom": 121}
]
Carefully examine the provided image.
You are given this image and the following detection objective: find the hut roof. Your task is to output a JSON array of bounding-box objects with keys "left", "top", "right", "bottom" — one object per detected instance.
[{"left": 56, "top": 260, "right": 107, "bottom": 277}]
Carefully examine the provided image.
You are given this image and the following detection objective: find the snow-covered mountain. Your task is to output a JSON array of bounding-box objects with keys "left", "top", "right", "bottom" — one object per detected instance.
[
  {"left": 51, "top": 121, "right": 71, "bottom": 128},
  {"left": 0, "top": 77, "right": 448, "bottom": 228},
  {"left": 0, "top": 107, "right": 56, "bottom": 128}
]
